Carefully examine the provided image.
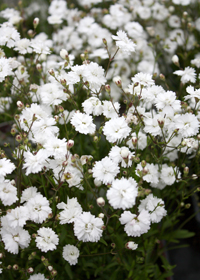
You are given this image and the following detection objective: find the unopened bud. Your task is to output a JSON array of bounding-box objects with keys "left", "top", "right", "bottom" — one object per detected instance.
[
  {"left": 27, "top": 29, "right": 34, "bottom": 37},
  {"left": 48, "top": 68, "right": 55, "bottom": 76},
  {"left": 13, "top": 264, "right": 19, "bottom": 270},
  {"left": 36, "top": 64, "right": 42, "bottom": 72},
  {"left": 125, "top": 241, "right": 138, "bottom": 250},
  {"left": 113, "top": 76, "right": 122, "bottom": 87},
  {"left": 27, "top": 267, "right": 34, "bottom": 274},
  {"left": 102, "top": 38, "right": 107, "bottom": 45},
  {"left": 17, "top": 100, "right": 24, "bottom": 109},
  {"left": 60, "top": 49, "right": 69, "bottom": 60},
  {"left": 33, "top": 17, "right": 39, "bottom": 29},
  {"left": 96, "top": 197, "right": 105, "bottom": 207},
  {"left": 159, "top": 74, "right": 165, "bottom": 81},
  {"left": 172, "top": 55, "right": 179, "bottom": 66},
  {"left": 192, "top": 174, "right": 198, "bottom": 180},
  {"left": 67, "top": 140, "right": 74, "bottom": 149},
  {"left": 48, "top": 265, "right": 53, "bottom": 271},
  {"left": 51, "top": 270, "right": 57, "bottom": 277},
  {"left": 105, "top": 84, "right": 111, "bottom": 93},
  {"left": 94, "top": 179, "right": 101, "bottom": 187},
  {"left": 98, "top": 213, "right": 104, "bottom": 218}
]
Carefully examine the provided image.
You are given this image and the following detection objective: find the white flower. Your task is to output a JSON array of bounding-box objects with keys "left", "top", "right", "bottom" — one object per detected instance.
[
  {"left": 63, "top": 245, "right": 79, "bottom": 265},
  {"left": 36, "top": 227, "right": 59, "bottom": 252},
  {"left": 155, "top": 91, "right": 181, "bottom": 115},
  {"left": 70, "top": 112, "right": 96, "bottom": 135},
  {"left": 174, "top": 67, "right": 196, "bottom": 84},
  {"left": 82, "top": 97, "right": 103, "bottom": 116},
  {"left": 23, "top": 150, "right": 49, "bottom": 175},
  {"left": 185, "top": 86, "right": 200, "bottom": 101},
  {"left": 109, "top": 146, "right": 134, "bottom": 168},
  {"left": 1, "top": 226, "right": 31, "bottom": 254},
  {"left": 131, "top": 72, "right": 155, "bottom": 88},
  {"left": 107, "top": 177, "right": 138, "bottom": 210},
  {"left": 138, "top": 194, "right": 167, "bottom": 223},
  {"left": 0, "top": 179, "right": 18, "bottom": 206},
  {"left": 28, "top": 274, "right": 48, "bottom": 280},
  {"left": 6, "top": 206, "right": 29, "bottom": 228},
  {"left": 26, "top": 194, "right": 52, "bottom": 223},
  {"left": 20, "top": 186, "right": 38, "bottom": 203},
  {"left": 103, "top": 116, "right": 131, "bottom": 143},
  {"left": 112, "top": 30, "right": 136, "bottom": 54},
  {"left": 74, "top": 212, "right": 104, "bottom": 242},
  {"left": 102, "top": 100, "right": 120, "bottom": 119},
  {"left": 0, "top": 158, "right": 15, "bottom": 178},
  {"left": 92, "top": 156, "right": 119, "bottom": 184},
  {"left": 0, "top": 57, "right": 13, "bottom": 82},
  {"left": 119, "top": 210, "right": 151, "bottom": 237},
  {"left": 174, "top": 113, "right": 199, "bottom": 138},
  {"left": 57, "top": 197, "right": 82, "bottom": 224},
  {"left": 82, "top": 62, "right": 107, "bottom": 92}
]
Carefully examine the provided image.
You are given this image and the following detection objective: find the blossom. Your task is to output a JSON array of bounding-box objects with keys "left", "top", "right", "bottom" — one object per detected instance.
[
  {"left": 103, "top": 116, "right": 131, "bottom": 143},
  {"left": 6, "top": 206, "right": 29, "bottom": 228},
  {"left": 184, "top": 86, "right": 200, "bottom": 101},
  {"left": 0, "top": 179, "right": 18, "bottom": 206},
  {"left": 28, "top": 274, "right": 48, "bottom": 280},
  {"left": 36, "top": 227, "right": 59, "bottom": 252},
  {"left": 0, "top": 57, "right": 13, "bottom": 82},
  {"left": 109, "top": 146, "right": 134, "bottom": 168},
  {"left": 131, "top": 72, "right": 155, "bottom": 88},
  {"left": 112, "top": 30, "right": 136, "bottom": 54},
  {"left": 74, "top": 212, "right": 104, "bottom": 242},
  {"left": 23, "top": 150, "right": 49, "bottom": 175},
  {"left": 92, "top": 156, "right": 119, "bottom": 184},
  {"left": 138, "top": 194, "right": 167, "bottom": 223},
  {"left": 119, "top": 210, "right": 151, "bottom": 237},
  {"left": 26, "top": 194, "right": 52, "bottom": 223},
  {"left": 62, "top": 245, "right": 79, "bottom": 265},
  {"left": 57, "top": 197, "right": 82, "bottom": 224},
  {"left": 1, "top": 225, "right": 31, "bottom": 254},
  {"left": 102, "top": 100, "right": 120, "bottom": 119},
  {"left": 174, "top": 113, "right": 199, "bottom": 138},
  {"left": 106, "top": 177, "right": 138, "bottom": 210},
  {"left": 0, "top": 158, "right": 15, "bottom": 178},
  {"left": 70, "top": 112, "right": 96, "bottom": 135},
  {"left": 174, "top": 67, "right": 196, "bottom": 84},
  {"left": 82, "top": 97, "right": 103, "bottom": 116}
]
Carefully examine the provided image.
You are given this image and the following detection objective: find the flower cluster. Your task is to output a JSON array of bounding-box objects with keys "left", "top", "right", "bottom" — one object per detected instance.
[{"left": 0, "top": 0, "right": 200, "bottom": 279}]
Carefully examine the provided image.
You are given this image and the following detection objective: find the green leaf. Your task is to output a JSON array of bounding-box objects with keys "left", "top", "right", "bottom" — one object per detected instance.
[
  {"left": 99, "top": 238, "right": 108, "bottom": 246},
  {"left": 64, "top": 263, "right": 73, "bottom": 279}
]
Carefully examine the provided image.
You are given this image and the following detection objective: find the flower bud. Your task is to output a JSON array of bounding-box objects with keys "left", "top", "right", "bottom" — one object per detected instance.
[
  {"left": 113, "top": 76, "right": 122, "bottom": 87},
  {"left": 120, "top": 148, "right": 129, "bottom": 159},
  {"left": 172, "top": 55, "right": 179, "bottom": 66},
  {"left": 17, "top": 100, "right": 24, "bottom": 109},
  {"left": 105, "top": 84, "right": 111, "bottom": 93},
  {"left": 36, "top": 64, "right": 42, "bottom": 72},
  {"left": 96, "top": 197, "right": 105, "bottom": 207},
  {"left": 27, "top": 267, "right": 34, "bottom": 274},
  {"left": 94, "top": 179, "right": 101, "bottom": 187},
  {"left": 125, "top": 241, "right": 138, "bottom": 250},
  {"left": 48, "top": 265, "right": 53, "bottom": 271},
  {"left": 48, "top": 68, "right": 55, "bottom": 76},
  {"left": 67, "top": 140, "right": 74, "bottom": 150},
  {"left": 98, "top": 213, "right": 104, "bottom": 218},
  {"left": 60, "top": 49, "right": 69, "bottom": 60},
  {"left": 33, "top": 17, "right": 39, "bottom": 29},
  {"left": 102, "top": 38, "right": 107, "bottom": 45},
  {"left": 13, "top": 264, "right": 19, "bottom": 270}
]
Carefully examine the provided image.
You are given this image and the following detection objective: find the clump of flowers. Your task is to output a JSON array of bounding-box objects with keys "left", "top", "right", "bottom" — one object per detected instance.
[{"left": 0, "top": 0, "right": 200, "bottom": 279}]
